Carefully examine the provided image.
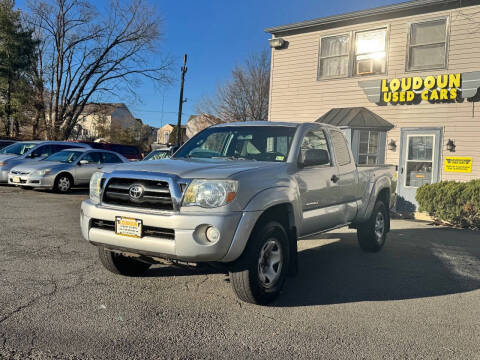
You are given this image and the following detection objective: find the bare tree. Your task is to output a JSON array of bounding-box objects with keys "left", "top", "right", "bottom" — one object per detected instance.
[
  {"left": 196, "top": 50, "right": 270, "bottom": 122},
  {"left": 27, "top": 0, "right": 171, "bottom": 140}
]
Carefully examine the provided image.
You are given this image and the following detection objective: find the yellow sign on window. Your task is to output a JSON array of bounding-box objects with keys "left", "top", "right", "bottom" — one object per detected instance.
[{"left": 444, "top": 157, "right": 473, "bottom": 173}]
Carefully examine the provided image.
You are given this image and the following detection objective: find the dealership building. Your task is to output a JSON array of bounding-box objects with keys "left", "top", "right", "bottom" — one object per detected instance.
[{"left": 266, "top": 0, "right": 480, "bottom": 211}]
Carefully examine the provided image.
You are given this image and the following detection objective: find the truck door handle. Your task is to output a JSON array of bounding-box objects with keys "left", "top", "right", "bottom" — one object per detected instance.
[{"left": 331, "top": 174, "right": 340, "bottom": 183}]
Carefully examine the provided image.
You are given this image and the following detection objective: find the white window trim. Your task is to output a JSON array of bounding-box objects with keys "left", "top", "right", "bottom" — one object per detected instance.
[
  {"left": 317, "top": 33, "right": 351, "bottom": 80},
  {"left": 405, "top": 16, "right": 450, "bottom": 72},
  {"left": 358, "top": 130, "right": 380, "bottom": 165},
  {"left": 404, "top": 134, "right": 436, "bottom": 189},
  {"left": 317, "top": 26, "right": 389, "bottom": 81},
  {"left": 353, "top": 27, "right": 389, "bottom": 77}
]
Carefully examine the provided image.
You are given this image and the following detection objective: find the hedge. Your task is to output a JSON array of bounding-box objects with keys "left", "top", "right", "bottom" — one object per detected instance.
[{"left": 416, "top": 179, "right": 480, "bottom": 229}]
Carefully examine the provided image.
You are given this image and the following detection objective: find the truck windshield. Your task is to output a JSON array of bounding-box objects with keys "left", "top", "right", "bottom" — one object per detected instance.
[
  {"left": 0, "top": 142, "right": 36, "bottom": 155},
  {"left": 174, "top": 126, "right": 296, "bottom": 162}
]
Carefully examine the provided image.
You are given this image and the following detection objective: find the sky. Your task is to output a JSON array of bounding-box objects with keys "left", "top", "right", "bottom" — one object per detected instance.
[{"left": 17, "top": 0, "right": 405, "bottom": 128}]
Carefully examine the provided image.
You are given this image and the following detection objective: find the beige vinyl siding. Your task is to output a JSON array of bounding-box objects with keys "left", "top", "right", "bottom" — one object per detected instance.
[{"left": 269, "top": 5, "right": 480, "bottom": 182}]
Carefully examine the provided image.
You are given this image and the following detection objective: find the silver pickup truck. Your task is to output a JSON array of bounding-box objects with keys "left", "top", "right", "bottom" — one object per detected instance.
[{"left": 80, "top": 121, "right": 394, "bottom": 304}]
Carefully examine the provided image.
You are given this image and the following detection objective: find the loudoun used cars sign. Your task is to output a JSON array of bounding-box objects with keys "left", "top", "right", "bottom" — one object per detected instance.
[
  {"left": 359, "top": 71, "right": 480, "bottom": 105},
  {"left": 381, "top": 74, "right": 460, "bottom": 103}
]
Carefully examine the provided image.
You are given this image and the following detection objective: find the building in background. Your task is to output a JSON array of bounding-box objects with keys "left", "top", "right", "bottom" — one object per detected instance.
[
  {"left": 266, "top": 0, "right": 480, "bottom": 212},
  {"left": 73, "top": 103, "right": 139, "bottom": 141},
  {"left": 185, "top": 114, "right": 224, "bottom": 139},
  {"left": 155, "top": 124, "right": 187, "bottom": 146}
]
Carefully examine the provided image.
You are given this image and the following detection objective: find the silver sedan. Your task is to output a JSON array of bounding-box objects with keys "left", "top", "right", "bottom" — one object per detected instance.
[{"left": 8, "top": 148, "right": 128, "bottom": 192}]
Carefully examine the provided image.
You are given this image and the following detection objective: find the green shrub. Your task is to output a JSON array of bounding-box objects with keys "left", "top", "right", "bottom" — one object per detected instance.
[{"left": 416, "top": 179, "right": 480, "bottom": 229}]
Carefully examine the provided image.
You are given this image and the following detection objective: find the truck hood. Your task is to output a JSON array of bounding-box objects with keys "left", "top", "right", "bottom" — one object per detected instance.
[{"left": 104, "top": 158, "right": 283, "bottom": 179}]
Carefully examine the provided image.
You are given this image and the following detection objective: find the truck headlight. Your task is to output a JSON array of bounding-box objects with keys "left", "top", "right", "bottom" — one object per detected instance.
[
  {"left": 32, "top": 169, "right": 51, "bottom": 176},
  {"left": 89, "top": 172, "right": 104, "bottom": 204},
  {"left": 183, "top": 179, "right": 238, "bottom": 208}
]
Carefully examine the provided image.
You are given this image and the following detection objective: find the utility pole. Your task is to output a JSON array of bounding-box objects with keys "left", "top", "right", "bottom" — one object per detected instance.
[{"left": 176, "top": 54, "right": 188, "bottom": 146}]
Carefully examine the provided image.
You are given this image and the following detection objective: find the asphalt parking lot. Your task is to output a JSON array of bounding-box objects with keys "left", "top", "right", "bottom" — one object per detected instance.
[{"left": 1, "top": 186, "right": 479, "bottom": 359}]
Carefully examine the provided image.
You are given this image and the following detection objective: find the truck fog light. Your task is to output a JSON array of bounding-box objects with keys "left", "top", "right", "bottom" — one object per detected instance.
[{"left": 206, "top": 226, "right": 220, "bottom": 243}]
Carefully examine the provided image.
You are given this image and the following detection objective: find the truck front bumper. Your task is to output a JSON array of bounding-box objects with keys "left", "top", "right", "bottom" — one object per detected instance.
[{"left": 80, "top": 199, "right": 261, "bottom": 263}]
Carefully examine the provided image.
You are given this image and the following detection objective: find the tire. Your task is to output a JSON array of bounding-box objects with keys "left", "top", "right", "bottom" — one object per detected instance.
[
  {"left": 229, "top": 221, "right": 290, "bottom": 305},
  {"left": 357, "top": 201, "right": 388, "bottom": 253},
  {"left": 54, "top": 174, "right": 72, "bottom": 193},
  {"left": 98, "top": 247, "right": 151, "bottom": 276}
]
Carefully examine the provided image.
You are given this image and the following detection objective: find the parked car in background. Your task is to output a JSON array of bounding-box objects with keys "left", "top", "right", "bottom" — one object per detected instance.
[
  {"left": 0, "top": 140, "right": 16, "bottom": 150},
  {"left": 78, "top": 142, "right": 142, "bottom": 161},
  {"left": 8, "top": 148, "right": 128, "bottom": 192},
  {"left": 0, "top": 141, "right": 90, "bottom": 184},
  {"left": 143, "top": 148, "right": 172, "bottom": 161}
]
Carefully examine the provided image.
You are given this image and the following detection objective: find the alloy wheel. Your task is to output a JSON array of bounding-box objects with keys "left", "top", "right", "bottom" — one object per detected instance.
[
  {"left": 374, "top": 211, "right": 385, "bottom": 242},
  {"left": 257, "top": 238, "right": 283, "bottom": 287},
  {"left": 58, "top": 177, "right": 70, "bottom": 192}
]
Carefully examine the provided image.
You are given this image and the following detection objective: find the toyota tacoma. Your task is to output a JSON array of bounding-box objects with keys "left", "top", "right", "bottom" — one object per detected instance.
[{"left": 80, "top": 121, "right": 394, "bottom": 304}]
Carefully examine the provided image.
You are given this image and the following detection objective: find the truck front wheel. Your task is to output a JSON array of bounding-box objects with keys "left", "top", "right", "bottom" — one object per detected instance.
[
  {"left": 229, "top": 221, "right": 290, "bottom": 305},
  {"left": 98, "top": 247, "right": 151, "bottom": 276},
  {"left": 357, "top": 200, "right": 388, "bottom": 253}
]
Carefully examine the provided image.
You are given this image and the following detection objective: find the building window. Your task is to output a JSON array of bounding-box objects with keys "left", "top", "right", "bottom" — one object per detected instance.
[
  {"left": 358, "top": 130, "right": 379, "bottom": 165},
  {"left": 350, "top": 129, "right": 386, "bottom": 165},
  {"left": 318, "top": 34, "right": 350, "bottom": 78},
  {"left": 407, "top": 18, "right": 448, "bottom": 71},
  {"left": 354, "top": 28, "right": 387, "bottom": 76}
]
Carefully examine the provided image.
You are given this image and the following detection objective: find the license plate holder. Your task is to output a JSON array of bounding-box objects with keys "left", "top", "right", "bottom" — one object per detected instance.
[
  {"left": 115, "top": 216, "right": 142, "bottom": 238},
  {"left": 12, "top": 176, "right": 21, "bottom": 183}
]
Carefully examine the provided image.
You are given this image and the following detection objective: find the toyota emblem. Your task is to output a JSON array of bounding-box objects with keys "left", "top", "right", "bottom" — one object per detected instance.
[{"left": 128, "top": 184, "right": 144, "bottom": 201}]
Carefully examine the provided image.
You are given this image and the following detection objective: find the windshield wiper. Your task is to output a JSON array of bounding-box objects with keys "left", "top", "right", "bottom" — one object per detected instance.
[{"left": 212, "top": 156, "right": 255, "bottom": 161}]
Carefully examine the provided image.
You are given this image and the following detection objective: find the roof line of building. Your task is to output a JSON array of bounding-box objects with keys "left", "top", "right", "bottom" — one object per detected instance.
[{"left": 264, "top": 0, "right": 479, "bottom": 35}]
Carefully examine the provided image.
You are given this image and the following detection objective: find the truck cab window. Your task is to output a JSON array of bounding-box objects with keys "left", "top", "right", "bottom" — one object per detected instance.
[
  {"left": 300, "top": 129, "right": 331, "bottom": 165},
  {"left": 330, "top": 130, "right": 352, "bottom": 166}
]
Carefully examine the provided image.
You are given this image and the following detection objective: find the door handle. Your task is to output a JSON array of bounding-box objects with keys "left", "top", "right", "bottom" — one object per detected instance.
[
  {"left": 331, "top": 174, "right": 340, "bottom": 183},
  {"left": 401, "top": 167, "right": 404, "bottom": 174}
]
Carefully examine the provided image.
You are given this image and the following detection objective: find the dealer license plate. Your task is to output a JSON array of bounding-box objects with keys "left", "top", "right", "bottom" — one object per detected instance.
[
  {"left": 115, "top": 216, "right": 142, "bottom": 238},
  {"left": 12, "top": 176, "right": 21, "bottom": 183}
]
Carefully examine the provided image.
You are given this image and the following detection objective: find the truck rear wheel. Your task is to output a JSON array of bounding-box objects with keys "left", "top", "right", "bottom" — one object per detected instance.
[
  {"left": 357, "top": 200, "right": 387, "bottom": 253},
  {"left": 98, "top": 247, "right": 151, "bottom": 276},
  {"left": 229, "top": 221, "right": 289, "bottom": 305}
]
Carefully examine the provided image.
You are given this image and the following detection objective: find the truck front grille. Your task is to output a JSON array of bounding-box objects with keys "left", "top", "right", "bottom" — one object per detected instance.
[
  {"left": 91, "top": 218, "right": 175, "bottom": 240},
  {"left": 102, "top": 178, "right": 173, "bottom": 211}
]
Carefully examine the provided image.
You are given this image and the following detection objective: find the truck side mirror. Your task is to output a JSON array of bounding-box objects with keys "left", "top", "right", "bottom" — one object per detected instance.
[{"left": 299, "top": 149, "right": 330, "bottom": 167}]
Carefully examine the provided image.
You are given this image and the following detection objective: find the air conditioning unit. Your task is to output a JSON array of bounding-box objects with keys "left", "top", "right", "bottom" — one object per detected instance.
[{"left": 357, "top": 59, "right": 374, "bottom": 75}]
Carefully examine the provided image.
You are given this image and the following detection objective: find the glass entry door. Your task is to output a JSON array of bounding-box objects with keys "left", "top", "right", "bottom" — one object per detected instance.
[
  {"left": 396, "top": 128, "right": 442, "bottom": 213},
  {"left": 405, "top": 135, "right": 434, "bottom": 187}
]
